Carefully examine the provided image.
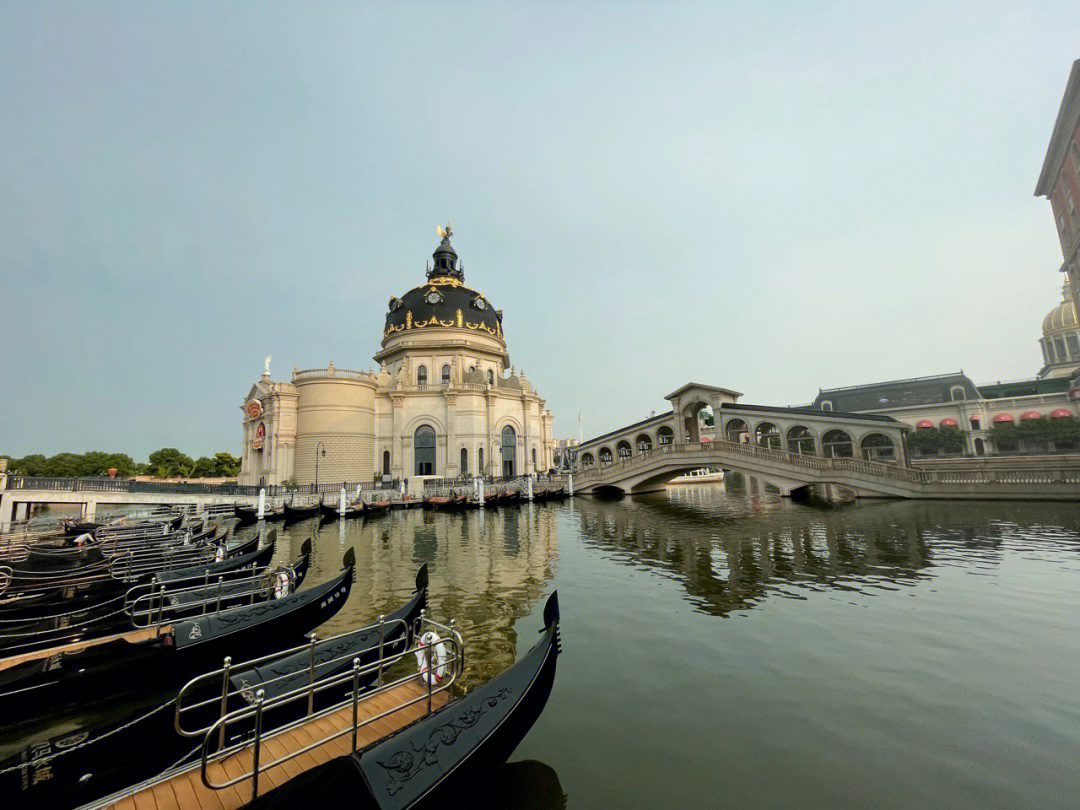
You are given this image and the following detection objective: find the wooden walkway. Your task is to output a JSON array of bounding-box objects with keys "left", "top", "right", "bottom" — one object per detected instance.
[
  {"left": 0, "top": 625, "right": 173, "bottom": 672},
  {"left": 102, "top": 679, "right": 449, "bottom": 810}
]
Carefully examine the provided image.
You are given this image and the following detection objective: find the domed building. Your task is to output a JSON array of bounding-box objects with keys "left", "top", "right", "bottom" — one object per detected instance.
[
  {"left": 1037, "top": 278, "right": 1080, "bottom": 379},
  {"left": 238, "top": 228, "right": 555, "bottom": 486}
]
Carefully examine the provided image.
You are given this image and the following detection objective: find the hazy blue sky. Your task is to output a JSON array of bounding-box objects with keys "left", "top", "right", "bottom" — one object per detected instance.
[{"left": 2, "top": 2, "right": 1078, "bottom": 458}]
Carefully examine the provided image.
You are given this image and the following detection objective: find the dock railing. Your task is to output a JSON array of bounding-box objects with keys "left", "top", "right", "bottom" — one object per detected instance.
[{"left": 176, "top": 611, "right": 463, "bottom": 799}]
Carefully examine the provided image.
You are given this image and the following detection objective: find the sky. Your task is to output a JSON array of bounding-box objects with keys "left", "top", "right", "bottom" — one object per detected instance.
[{"left": 2, "top": 1, "right": 1079, "bottom": 459}]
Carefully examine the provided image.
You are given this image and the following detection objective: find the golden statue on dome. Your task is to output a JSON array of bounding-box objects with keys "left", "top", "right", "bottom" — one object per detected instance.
[{"left": 436, "top": 223, "right": 453, "bottom": 240}]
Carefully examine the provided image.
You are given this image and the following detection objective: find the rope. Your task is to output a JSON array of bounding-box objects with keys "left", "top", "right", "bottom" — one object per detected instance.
[
  {"left": 0, "top": 605, "right": 134, "bottom": 643},
  {"left": 0, "top": 592, "right": 126, "bottom": 622},
  {"left": 0, "top": 699, "right": 175, "bottom": 777}
]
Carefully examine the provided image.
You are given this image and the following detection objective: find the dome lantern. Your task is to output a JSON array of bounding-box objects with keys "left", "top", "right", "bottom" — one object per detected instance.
[{"left": 428, "top": 223, "right": 463, "bottom": 282}]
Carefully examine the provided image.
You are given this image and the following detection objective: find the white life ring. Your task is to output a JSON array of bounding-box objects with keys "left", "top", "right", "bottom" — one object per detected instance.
[
  {"left": 214, "top": 545, "right": 225, "bottom": 562},
  {"left": 414, "top": 631, "right": 447, "bottom": 685},
  {"left": 273, "top": 571, "right": 291, "bottom": 599}
]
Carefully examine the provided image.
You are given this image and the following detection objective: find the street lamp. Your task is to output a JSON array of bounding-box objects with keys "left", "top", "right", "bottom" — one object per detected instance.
[{"left": 315, "top": 441, "right": 326, "bottom": 489}]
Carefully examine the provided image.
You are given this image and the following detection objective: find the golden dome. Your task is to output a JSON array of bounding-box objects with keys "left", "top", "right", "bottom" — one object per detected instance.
[{"left": 1042, "top": 279, "right": 1078, "bottom": 336}]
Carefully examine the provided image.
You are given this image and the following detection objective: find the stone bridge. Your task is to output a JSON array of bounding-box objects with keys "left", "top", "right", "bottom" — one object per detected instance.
[{"left": 572, "top": 384, "right": 1080, "bottom": 500}]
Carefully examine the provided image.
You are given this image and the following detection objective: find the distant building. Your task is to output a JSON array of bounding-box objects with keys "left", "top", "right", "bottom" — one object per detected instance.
[
  {"left": 1035, "top": 59, "right": 1080, "bottom": 297},
  {"left": 239, "top": 229, "right": 555, "bottom": 486}
]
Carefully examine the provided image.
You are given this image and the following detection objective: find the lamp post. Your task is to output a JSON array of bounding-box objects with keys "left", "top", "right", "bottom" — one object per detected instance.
[{"left": 315, "top": 441, "right": 326, "bottom": 490}]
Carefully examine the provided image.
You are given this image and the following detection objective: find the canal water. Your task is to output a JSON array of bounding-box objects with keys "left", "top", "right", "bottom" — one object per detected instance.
[{"left": 266, "top": 478, "right": 1080, "bottom": 810}]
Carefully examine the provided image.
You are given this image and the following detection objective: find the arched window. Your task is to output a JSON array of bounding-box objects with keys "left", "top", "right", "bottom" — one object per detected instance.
[
  {"left": 787, "top": 426, "right": 815, "bottom": 455},
  {"left": 636, "top": 434, "right": 653, "bottom": 454},
  {"left": 860, "top": 433, "right": 895, "bottom": 462},
  {"left": 441, "top": 364, "right": 451, "bottom": 384},
  {"left": 616, "top": 440, "right": 632, "bottom": 460},
  {"left": 599, "top": 447, "right": 613, "bottom": 466},
  {"left": 417, "top": 365, "right": 427, "bottom": 385},
  {"left": 382, "top": 450, "right": 390, "bottom": 476},
  {"left": 414, "top": 425, "right": 436, "bottom": 475},
  {"left": 755, "top": 422, "right": 781, "bottom": 449},
  {"left": 501, "top": 425, "right": 517, "bottom": 477},
  {"left": 531, "top": 447, "right": 537, "bottom": 469},
  {"left": 460, "top": 447, "right": 468, "bottom": 475},
  {"left": 724, "top": 418, "right": 749, "bottom": 443},
  {"left": 487, "top": 369, "right": 494, "bottom": 385},
  {"left": 822, "top": 429, "right": 854, "bottom": 458},
  {"left": 820, "top": 400, "right": 833, "bottom": 412},
  {"left": 581, "top": 452, "right": 595, "bottom": 467},
  {"left": 657, "top": 426, "right": 674, "bottom": 445},
  {"left": 478, "top": 446, "right": 484, "bottom": 474},
  {"left": 950, "top": 385, "right": 966, "bottom": 401}
]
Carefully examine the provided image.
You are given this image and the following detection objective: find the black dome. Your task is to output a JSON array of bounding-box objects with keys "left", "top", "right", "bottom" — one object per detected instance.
[{"left": 384, "top": 280, "right": 502, "bottom": 342}]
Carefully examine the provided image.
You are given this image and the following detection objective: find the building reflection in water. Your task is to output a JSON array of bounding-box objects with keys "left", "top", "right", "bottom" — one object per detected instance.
[
  {"left": 285, "top": 503, "right": 559, "bottom": 686},
  {"left": 575, "top": 480, "right": 1080, "bottom": 617}
]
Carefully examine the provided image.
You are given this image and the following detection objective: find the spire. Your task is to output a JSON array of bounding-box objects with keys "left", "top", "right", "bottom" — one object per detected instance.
[{"left": 428, "top": 223, "right": 463, "bottom": 281}]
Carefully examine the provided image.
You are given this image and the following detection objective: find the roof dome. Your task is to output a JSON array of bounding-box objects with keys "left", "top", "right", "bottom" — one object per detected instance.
[
  {"left": 1043, "top": 279, "right": 1078, "bottom": 335},
  {"left": 383, "top": 229, "right": 504, "bottom": 344}
]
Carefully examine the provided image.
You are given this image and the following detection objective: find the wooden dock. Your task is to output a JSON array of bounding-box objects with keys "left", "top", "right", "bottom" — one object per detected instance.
[{"left": 101, "top": 679, "right": 448, "bottom": 810}]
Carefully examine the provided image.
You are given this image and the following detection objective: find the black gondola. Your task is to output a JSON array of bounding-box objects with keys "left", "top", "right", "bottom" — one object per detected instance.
[
  {"left": 364, "top": 499, "right": 391, "bottom": 515},
  {"left": 235, "top": 505, "right": 287, "bottom": 524},
  {"left": 318, "top": 500, "right": 365, "bottom": 521},
  {"left": 243, "top": 590, "right": 562, "bottom": 810},
  {"left": 0, "top": 548, "right": 356, "bottom": 724},
  {"left": 0, "top": 565, "right": 425, "bottom": 810},
  {"left": 282, "top": 502, "right": 320, "bottom": 522}
]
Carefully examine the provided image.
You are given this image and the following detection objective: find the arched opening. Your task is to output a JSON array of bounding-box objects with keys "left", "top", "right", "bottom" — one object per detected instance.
[
  {"left": 974, "top": 437, "right": 985, "bottom": 456},
  {"left": 581, "top": 452, "right": 595, "bottom": 468},
  {"left": 636, "top": 434, "right": 653, "bottom": 454},
  {"left": 487, "top": 369, "right": 494, "bottom": 385},
  {"left": 460, "top": 447, "right": 468, "bottom": 475},
  {"left": 599, "top": 447, "right": 613, "bottom": 466},
  {"left": 441, "top": 364, "right": 451, "bottom": 384},
  {"left": 616, "top": 440, "right": 632, "bottom": 460},
  {"left": 787, "top": 426, "right": 815, "bottom": 455},
  {"left": 755, "top": 422, "right": 781, "bottom": 449},
  {"left": 382, "top": 450, "right": 390, "bottom": 476},
  {"left": 417, "top": 365, "right": 428, "bottom": 385},
  {"left": 501, "top": 425, "right": 517, "bottom": 476},
  {"left": 822, "top": 429, "right": 854, "bottom": 458},
  {"left": 531, "top": 447, "right": 537, "bottom": 469},
  {"left": 414, "top": 425, "right": 436, "bottom": 475},
  {"left": 478, "top": 446, "right": 484, "bottom": 475},
  {"left": 657, "top": 426, "right": 674, "bottom": 446},
  {"left": 724, "top": 418, "right": 749, "bottom": 444},
  {"left": 860, "top": 433, "right": 895, "bottom": 462}
]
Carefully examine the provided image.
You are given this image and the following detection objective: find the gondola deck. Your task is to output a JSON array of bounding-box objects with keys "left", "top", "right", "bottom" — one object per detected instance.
[
  {"left": 97, "top": 679, "right": 448, "bottom": 810},
  {"left": 0, "top": 624, "right": 174, "bottom": 672}
]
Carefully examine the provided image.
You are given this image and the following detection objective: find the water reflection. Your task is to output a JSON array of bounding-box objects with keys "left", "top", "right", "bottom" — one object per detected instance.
[
  {"left": 488, "top": 760, "right": 567, "bottom": 810},
  {"left": 577, "top": 484, "right": 1080, "bottom": 616},
  {"left": 277, "top": 503, "right": 558, "bottom": 685}
]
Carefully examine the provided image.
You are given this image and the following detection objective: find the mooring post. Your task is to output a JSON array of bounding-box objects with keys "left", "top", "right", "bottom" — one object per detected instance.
[
  {"left": 257, "top": 488, "right": 266, "bottom": 519},
  {"left": 339, "top": 487, "right": 347, "bottom": 515},
  {"left": 568, "top": 473, "right": 574, "bottom": 497},
  {"left": 527, "top": 476, "right": 534, "bottom": 502}
]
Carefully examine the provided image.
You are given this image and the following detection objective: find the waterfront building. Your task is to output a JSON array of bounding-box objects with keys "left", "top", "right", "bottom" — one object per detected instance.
[
  {"left": 1036, "top": 59, "right": 1080, "bottom": 298},
  {"left": 239, "top": 228, "right": 555, "bottom": 485}
]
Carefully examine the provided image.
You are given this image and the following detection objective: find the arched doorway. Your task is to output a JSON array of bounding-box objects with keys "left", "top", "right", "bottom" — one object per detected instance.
[
  {"left": 974, "top": 437, "right": 985, "bottom": 456},
  {"left": 822, "top": 429, "right": 854, "bottom": 458},
  {"left": 787, "top": 426, "right": 815, "bottom": 455},
  {"left": 725, "top": 418, "right": 749, "bottom": 443},
  {"left": 860, "top": 433, "right": 895, "bottom": 462},
  {"left": 755, "top": 422, "right": 781, "bottom": 449},
  {"left": 599, "top": 447, "right": 613, "bottom": 466},
  {"left": 501, "top": 425, "right": 517, "bottom": 476},
  {"left": 414, "top": 425, "right": 436, "bottom": 475},
  {"left": 636, "top": 434, "right": 653, "bottom": 454}
]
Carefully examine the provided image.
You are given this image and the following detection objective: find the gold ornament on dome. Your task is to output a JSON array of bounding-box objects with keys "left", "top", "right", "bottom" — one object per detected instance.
[
  {"left": 456, "top": 309, "right": 463, "bottom": 328},
  {"left": 406, "top": 311, "right": 413, "bottom": 329},
  {"left": 428, "top": 276, "right": 463, "bottom": 287}
]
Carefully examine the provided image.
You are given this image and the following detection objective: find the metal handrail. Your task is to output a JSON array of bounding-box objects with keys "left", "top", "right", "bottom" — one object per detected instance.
[
  {"left": 174, "top": 613, "right": 412, "bottom": 736},
  {"left": 124, "top": 563, "right": 273, "bottom": 626},
  {"left": 199, "top": 622, "right": 463, "bottom": 798}
]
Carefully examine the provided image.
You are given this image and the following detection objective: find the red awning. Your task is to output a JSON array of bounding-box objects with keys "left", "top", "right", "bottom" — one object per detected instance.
[
  {"left": 1020, "top": 411, "right": 1042, "bottom": 420},
  {"left": 915, "top": 420, "right": 934, "bottom": 428},
  {"left": 939, "top": 418, "right": 958, "bottom": 427},
  {"left": 969, "top": 414, "right": 980, "bottom": 421},
  {"left": 1050, "top": 408, "right": 1073, "bottom": 418},
  {"left": 992, "top": 413, "right": 1014, "bottom": 423}
]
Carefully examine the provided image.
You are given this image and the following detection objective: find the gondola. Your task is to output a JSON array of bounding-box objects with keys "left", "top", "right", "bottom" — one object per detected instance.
[
  {"left": 235, "top": 504, "right": 287, "bottom": 525},
  {"left": 318, "top": 500, "right": 365, "bottom": 521},
  {"left": 423, "top": 494, "right": 467, "bottom": 511},
  {"left": 364, "top": 498, "right": 391, "bottom": 515},
  {"left": 501, "top": 490, "right": 522, "bottom": 505},
  {"left": 282, "top": 502, "right": 320, "bottom": 522},
  {"left": 242, "top": 591, "right": 562, "bottom": 810},
  {"left": 0, "top": 564, "right": 426, "bottom": 810},
  {"left": 0, "top": 548, "right": 356, "bottom": 724}
]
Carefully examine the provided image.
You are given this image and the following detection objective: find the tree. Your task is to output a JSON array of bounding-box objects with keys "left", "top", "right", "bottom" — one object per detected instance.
[
  {"left": 192, "top": 457, "right": 218, "bottom": 478},
  {"left": 147, "top": 448, "right": 196, "bottom": 478},
  {"left": 213, "top": 452, "right": 241, "bottom": 477}
]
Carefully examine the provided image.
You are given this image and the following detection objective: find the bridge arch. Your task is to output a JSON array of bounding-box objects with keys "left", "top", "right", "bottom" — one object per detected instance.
[
  {"left": 821, "top": 429, "right": 854, "bottom": 458},
  {"left": 616, "top": 440, "right": 633, "bottom": 461},
  {"left": 859, "top": 432, "right": 896, "bottom": 462},
  {"left": 657, "top": 426, "right": 674, "bottom": 445},
  {"left": 599, "top": 447, "right": 613, "bottom": 466},
  {"left": 581, "top": 451, "right": 595, "bottom": 468}
]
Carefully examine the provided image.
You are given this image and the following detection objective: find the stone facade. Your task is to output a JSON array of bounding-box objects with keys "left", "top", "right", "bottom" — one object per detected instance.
[
  {"left": 1036, "top": 59, "right": 1080, "bottom": 296},
  {"left": 239, "top": 231, "right": 555, "bottom": 486}
]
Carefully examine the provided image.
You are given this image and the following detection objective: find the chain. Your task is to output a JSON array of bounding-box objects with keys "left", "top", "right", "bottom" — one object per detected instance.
[{"left": 0, "top": 699, "right": 175, "bottom": 777}]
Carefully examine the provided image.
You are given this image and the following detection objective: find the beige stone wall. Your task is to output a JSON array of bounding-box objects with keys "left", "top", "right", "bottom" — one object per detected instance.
[{"left": 292, "top": 376, "right": 376, "bottom": 484}]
